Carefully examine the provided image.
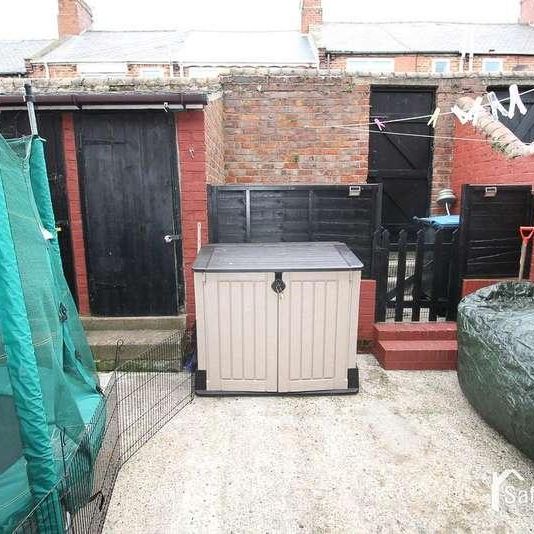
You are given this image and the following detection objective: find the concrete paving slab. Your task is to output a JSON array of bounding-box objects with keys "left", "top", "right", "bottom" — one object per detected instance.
[{"left": 104, "top": 354, "right": 534, "bottom": 533}]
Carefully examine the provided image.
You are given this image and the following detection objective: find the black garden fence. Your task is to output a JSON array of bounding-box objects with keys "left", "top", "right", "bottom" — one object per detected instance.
[{"left": 372, "top": 227, "right": 461, "bottom": 322}]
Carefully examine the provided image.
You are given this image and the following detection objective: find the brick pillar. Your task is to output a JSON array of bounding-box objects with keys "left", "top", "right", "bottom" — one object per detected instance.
[
  {"left": 301, "top": 0, "right": 323, "bottom": 33},
  {"left": 176, "top": 111, "right": 209, "bottom": 326},
  {"left": 62, "top": 113, "right": 90, "bottom": 315}
]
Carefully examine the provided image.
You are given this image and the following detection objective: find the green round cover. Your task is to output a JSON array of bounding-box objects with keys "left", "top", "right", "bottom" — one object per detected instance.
[{"left": 457, "top": 281, "right": 534, "bottom": 460}]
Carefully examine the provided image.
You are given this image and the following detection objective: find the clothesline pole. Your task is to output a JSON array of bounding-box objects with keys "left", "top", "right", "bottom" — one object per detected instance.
[{"left": 24, "top": 83, "right": 38, "bottom": 136}]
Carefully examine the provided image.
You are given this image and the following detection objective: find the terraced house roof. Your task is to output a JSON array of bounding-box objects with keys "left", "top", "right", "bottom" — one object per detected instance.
[
  {"left": 0, "top": 40, "right": 54, "bottom": 74},
  {"left": 34, "top": 30, "right": 318, "bottom": 67},
  {"left": 318, "top": 22, "right": 534, "bottom": 55}
]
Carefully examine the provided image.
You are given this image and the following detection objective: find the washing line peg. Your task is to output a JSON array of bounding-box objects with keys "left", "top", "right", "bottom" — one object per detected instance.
[
  {"left": 373, "top": 118, "right": 386, "bottom": 131},
  {"left": 427, "top": 107, "right": 441, "bottom": 128}
]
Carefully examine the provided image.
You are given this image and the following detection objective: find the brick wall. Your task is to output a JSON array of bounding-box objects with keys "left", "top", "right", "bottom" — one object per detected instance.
[
  {"left": 176, "top": 111, "right": 209, "bottom": 324},
  {"left": 358, "top": 280, "right": 376, "bottom": 343},
  {"left": 222, "top": 72, "right": 493, "bottom": 212},
  {"left": 62, "top": 112, "right": 91, "bottom": 314},
  {"left": 223, "top": 75, "right": 370, "bottom": 184},
  {"left": 204, "top": 97, "right": 225, "bottom": 185},
  {"left": 450, "top": 120, "right": 534, "bottom": 280}
]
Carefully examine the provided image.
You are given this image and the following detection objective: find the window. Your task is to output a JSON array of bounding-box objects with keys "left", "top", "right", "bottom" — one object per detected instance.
[
  {"left": 346, "top": 58, "right": 395, "bottom": 73},
  {"left": 482, "top": 58, "right": 503, "bottom": 73},
  {"left": 188, "top": 67, "right": 221, "bottom": 78},
  {"left": 77, "top": 62, "right": 128, "bottom": 77},
  {"left": 139, "top": 67, "right": 165, "bottom": 78},
  {"left": 432, "top": 58, "right": 451, "bottom": 74}
]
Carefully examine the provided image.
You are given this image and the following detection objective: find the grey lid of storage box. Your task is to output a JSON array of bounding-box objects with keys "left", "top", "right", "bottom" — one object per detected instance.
[{"left": 193, "top": 242, "right": 363, "bottom": 272}]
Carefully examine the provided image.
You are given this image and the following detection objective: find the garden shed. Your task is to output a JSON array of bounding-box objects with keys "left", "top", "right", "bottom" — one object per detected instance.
[{"left": 193, "top": 242, "right": 362, "bottom": 394}]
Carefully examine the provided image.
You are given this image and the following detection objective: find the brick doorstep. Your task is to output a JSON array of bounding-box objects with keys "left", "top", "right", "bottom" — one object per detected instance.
[
  {"left": 375, "top": 339, "right": 458, "bottom": 371},
  {"left": 373, "top": 322, "right": 457, "bottom": 342}
]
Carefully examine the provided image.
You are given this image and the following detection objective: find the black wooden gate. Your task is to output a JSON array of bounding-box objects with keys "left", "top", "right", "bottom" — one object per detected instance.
[
  {"left": 76, "top": 112, "right": 182, "bottom": 316},
  {"left": 372, "top": 227, "right": 460, "bottom": 322},
  {"left": 368, "top": 89, "right": 434, "bottom": 238},
  {"left": 489, "top": 86, "right": 534, "bottom": 143},
  {"left": 0, "top": 110, "right": 77, "bottom": 300},
  {"left": 458, "top": 184, "right": 533, "bottom": 279},
  {"left": 208, "top": 184, "right": 382, "bottom": 278}
]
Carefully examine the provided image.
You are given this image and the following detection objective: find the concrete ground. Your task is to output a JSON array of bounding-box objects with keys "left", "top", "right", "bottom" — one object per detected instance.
[{"left": 104, "top": 354, "right": 534, "bottom": 533}]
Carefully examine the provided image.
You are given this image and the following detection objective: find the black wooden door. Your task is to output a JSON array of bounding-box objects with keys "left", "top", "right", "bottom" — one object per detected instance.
[
  {"left": 76, "top": 112, "right": 182, "bottom": 316},
  {"left": 488, "top": 86, "right": 534, "bottom": 143},
  {"left": 368, "top": 89, "right": 434, "bottom": 238},
  {"left": 0, "top": 110, "right": 77, "bottom": 300}
]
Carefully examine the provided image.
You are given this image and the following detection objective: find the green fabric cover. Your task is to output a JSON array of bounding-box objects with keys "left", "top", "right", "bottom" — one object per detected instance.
[
  {"left": 0, "top": 134, "right": 102, "bottom": 533},
  {"left": 457, "top": 281, "right": 534, "bottom": 460}
]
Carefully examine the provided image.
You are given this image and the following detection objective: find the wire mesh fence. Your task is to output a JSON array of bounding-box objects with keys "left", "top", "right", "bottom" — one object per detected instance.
[{"left": 13, "top": 329, "right": 194, "bottom": 534}]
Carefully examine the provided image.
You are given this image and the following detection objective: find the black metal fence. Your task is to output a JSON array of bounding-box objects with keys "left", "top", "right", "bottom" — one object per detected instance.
[
  {"left": 372, "top": 228, "right": 461, "bottom": 322},
  {"left": 13, "top": 330, "right": 194, "bottom": 534}
]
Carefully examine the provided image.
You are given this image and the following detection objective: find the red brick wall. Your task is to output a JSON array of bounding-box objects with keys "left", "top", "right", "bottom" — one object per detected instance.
[
  {"left": 223, "top": 75, "right": 370, "bottom": 184},
  {"left": 204, "top": 98, "right": 225, "bottom": 185},
  {"left": 176, "top": 111, "right": 209, "bottom": 324},
  {"left": 358, "top": 279, "right": 376, "bottom": 342},
  {"left": 450, "top": 121, "right": 534, "bottom": 280},
  {"left": 222, "top": 73, "right": 490, "bottom": 212},
  {"left": 62, "top": 113, "right": 91, "bottom": 314}
]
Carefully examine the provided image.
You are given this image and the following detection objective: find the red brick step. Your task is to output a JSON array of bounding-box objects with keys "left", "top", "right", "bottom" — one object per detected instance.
[
  {"left": 373, "top": 322, "right": 457, "bottom": 343},
  {"left": 374, "top": 339, "right": 458, "bottom": 370}
]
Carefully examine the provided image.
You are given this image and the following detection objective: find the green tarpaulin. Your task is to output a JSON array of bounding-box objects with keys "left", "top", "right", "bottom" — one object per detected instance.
[{"left": 0, "top": 134, "right": 102, "bottom": 533}]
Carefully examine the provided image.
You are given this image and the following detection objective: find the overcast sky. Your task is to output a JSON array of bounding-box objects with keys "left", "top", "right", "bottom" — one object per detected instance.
[{"left": 0, "top": 0, "right": 521, "bottom": 39}]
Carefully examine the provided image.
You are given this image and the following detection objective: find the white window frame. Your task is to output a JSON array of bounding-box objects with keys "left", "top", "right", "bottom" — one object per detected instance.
[
  {"left": 432, "top": 58, "right": 451, "bottom": 74},
  {"left": 139, "top": 66, "right": 165, "bottom": 78},
  {"left": 345, "top": 58, "right": 395, "bottom": 73},
  {"left": 482, "top": 58, "right": 504, "bottom": 73},
  {"left": 187, "top": 67, "right": 222, "bottom": 79},
  {"left": 77, "top": 62, "right": 128, "bottom": 77}
]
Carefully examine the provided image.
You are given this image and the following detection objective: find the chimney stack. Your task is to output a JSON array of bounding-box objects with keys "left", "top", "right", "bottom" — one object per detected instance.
[
  {"left": 58, "top": 0, "right": 93, "bottom": 38},
  {"left": 301, "top": 0, "right": 323, "bottom": 33},
  {"left": 519, "top": 0, "right": 534, "bottom": 24}
]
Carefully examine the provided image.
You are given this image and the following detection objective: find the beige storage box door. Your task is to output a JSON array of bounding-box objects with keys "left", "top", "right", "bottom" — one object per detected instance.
[
  {"left": 193, "top": 242, "right": 363, "bottom": 394},
  {"left": 194, "top": 271, "right": 278, "bottom": 392}
]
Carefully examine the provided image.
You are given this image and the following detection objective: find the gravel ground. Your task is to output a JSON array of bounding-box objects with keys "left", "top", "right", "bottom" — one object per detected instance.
[{"left": 104, "top": 354, "right": 534, "bottom": 533}]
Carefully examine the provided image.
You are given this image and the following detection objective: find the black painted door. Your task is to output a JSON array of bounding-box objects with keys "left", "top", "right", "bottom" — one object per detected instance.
[
  {"left": 76, "top": 112, "right": 182, "bottom": 316},
  {"left": 368, "top": 89, "right": 434, "bottom": 238},
  {"left": 0, "top": 110, "right": 77, "bottom": 300}
]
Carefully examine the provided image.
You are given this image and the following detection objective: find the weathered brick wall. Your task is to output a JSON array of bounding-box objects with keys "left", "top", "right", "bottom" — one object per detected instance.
[
  {"left": 223, "top": 74, "right": 371, "bottom": 184},
  {"left": 62, "top": 112, "right": 91, "bottom": 315},
  {"left": 204, "top": 97, "right": 225, "bottom": 185},
  {"left": 221, "top": 72, "right": 498, "bottom": 211},
  {"left": 177, "top": 111, "right": 209, "bottom": 323}
]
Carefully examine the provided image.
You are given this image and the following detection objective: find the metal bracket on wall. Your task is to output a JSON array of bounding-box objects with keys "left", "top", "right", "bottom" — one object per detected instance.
[{"left": 484, "top": 186, "right": 498, "bottom": 198}]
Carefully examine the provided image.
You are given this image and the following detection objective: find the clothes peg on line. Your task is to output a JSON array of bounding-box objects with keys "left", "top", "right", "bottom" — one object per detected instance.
[
  {"left": 427, "top": 107, "right": 441, "bottom": 128},
  {"left": 374, "top": 118, "right": 386, "bottom": 131}
]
